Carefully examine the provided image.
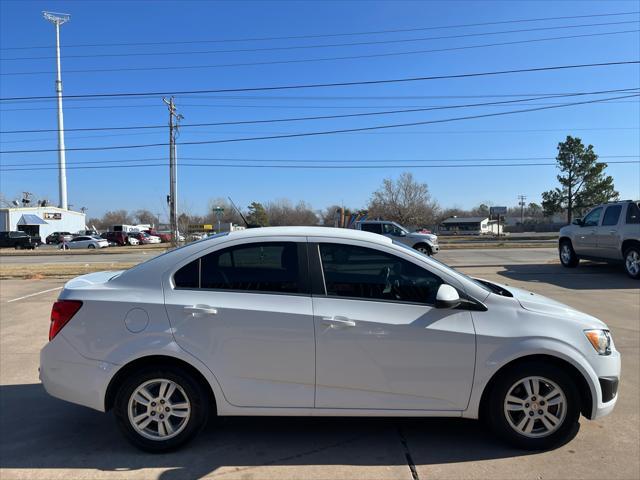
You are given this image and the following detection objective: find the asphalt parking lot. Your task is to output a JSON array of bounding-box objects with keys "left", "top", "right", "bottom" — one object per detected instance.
[{"left": 0, "top": 251, "right": 638, "bottom": 480}]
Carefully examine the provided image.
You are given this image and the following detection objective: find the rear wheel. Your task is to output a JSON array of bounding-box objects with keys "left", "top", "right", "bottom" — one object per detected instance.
[
  {"left": 88, "top": 244, "right": 96, "bottom": 249},
  {"left": 114, "top": 367, "right": 209, "bottom": 452},
  {"left": 487, "top": 362, "right": 580, "bottom": 450},
  {"left": 624, "top": 246, "right": 640, "bottom": 279},
  {"left": 559, "top": 240, "right": 579, "bottom": 268}
]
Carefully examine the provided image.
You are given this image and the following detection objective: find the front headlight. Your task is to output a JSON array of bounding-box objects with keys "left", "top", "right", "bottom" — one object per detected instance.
[{"left": 584, "top": 329, "right": 612, "bottom": 355}]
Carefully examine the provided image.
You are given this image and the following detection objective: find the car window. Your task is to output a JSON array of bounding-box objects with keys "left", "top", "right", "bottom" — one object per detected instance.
[
  {"left": 583, "top": 207, "right": 603, "bottom": 227},
  {"left": 318, "top": 243, "right": 443, "bottom": 304},
  {"left": 626, "top": 202, "right": 640, "bottom": 224},
  {"left": 174, "top": 241, "right": 301, "bottom": 294},
  {"left": 360, "top": 223, "right": 382, "bottom": 234},
  {"left": 602, "top": 205, "right": 622, "bottom": 226}
]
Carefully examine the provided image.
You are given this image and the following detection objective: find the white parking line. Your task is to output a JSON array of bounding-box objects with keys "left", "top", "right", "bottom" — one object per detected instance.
[{"left": 6, "top": 286, "right": 63, "bottom": 303}]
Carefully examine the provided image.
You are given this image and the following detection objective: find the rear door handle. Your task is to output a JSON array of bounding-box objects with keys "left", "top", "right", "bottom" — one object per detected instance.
[
  {"left": 184, "top": 305, "right": 218, "bottom": 315},
  {"left": 321, "top": 316, "right": 356, "bottom": 328}
]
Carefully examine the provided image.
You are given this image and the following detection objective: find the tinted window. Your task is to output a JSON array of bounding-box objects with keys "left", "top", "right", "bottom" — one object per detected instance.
[
  {"left": 174, "top": 259, "right": 199, "bottom": 289},
  {"left": 583, "top": 207, "right": 603, "bottom": 227},
  {"left": 319, "top": 243, "right": 443, "bottom": 304},
  {"left": 602, "top": 206, "right": 622, "bottom": 226},
  {"left": 382, "top": 223, "right": 404, "bottom": 235},
  {"left": 174, "top": 242, "right": 301, "bottom": 294},
  {"left": 626, "top": 202, "right": 640, "bottom": 224},
  {"left": 360, "top": 223, "right": 382, "bottom": 234}
]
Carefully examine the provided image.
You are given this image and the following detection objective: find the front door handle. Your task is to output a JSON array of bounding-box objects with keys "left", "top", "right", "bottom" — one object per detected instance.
[
  {"left": 321, "top": 316, "right": 356, "bottom": 328},
  {"left": 184, "top": 304, "right": 218, "bottom": 315}
]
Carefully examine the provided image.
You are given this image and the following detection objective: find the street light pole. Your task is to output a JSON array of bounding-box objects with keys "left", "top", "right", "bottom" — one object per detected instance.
[{"left": 43, "top": 11, "right": 70, "bottom": 210}]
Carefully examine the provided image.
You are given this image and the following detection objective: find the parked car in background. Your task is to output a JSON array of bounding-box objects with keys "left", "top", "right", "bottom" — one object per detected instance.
[
  {"left": 144, "top": 229, "right": 172, "bottom": 243},
  {"left": 41, "top": 227, "right": 619, "bottom": 452},
  {"left": 128, "top": 231, "right": 161, "bottom": 245},
  {"left": 46, "top": 231, "right": 73, "bottom": 245},
  {"left": 357, "top": 220, "right": 439, "bottom": 255},
  {"left": 157, "top": 230, "right": 186, "bottom": 242},
  {"left": 101, "top": 231, "right": 130, "bottom": 247},
  {"left": 0, "top": 231, "right": 39, "bottom": 249},
  {"left": 61, "top": 235, "right": 109, "bottom": 249},
  {"left": 75, "top": 230, "right": 100, "bottom": 237},
  {"left": 558, "top": 200, "right": 640, "bottom": 279}
]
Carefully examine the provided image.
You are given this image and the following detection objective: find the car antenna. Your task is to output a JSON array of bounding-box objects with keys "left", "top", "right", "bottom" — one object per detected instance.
[{"left": 227, "top": 196, "right": 260, "bottom": 228}]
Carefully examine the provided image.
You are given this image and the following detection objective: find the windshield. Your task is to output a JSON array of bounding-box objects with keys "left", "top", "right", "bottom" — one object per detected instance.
[{"left": 392, "top": 240, "right": 492, "bottom": 293}]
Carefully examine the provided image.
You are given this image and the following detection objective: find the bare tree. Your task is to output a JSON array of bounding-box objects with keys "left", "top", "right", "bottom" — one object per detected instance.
[
  {"left": 205, "top": 198, "right": 244, "bottom": 226},
  {"left": 368, "top": 172, "right": 439, "bottom": 227},
  {"left": 133, "top": 209, "right": 157, "bottom": 225},
  {"left": 101, "top": 210, "right": 132, "bottom": 229},
  {"left": 266, "top": 199, "right": 319, "bottom": 226}
]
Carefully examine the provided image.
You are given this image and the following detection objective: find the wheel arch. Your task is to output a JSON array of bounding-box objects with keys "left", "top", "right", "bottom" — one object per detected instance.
[
  {"left": 104, "top": 355, "right": 217, "bottom": 413},
  {"left": 412, "top": 242, "right": 432, "bottom": 254},
  {"left": 558, "top": 236, "right": 573, "bottom": 247},
  {"left": 621, "top": 239, "right": 639, "bottom": 255},
  {"left": 478, "top": 354, "right": 594, "bottom": 421}
]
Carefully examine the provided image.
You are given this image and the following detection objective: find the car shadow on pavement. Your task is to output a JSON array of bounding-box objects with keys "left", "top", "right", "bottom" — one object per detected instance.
[
  {"left": 0, "top": 383, "right": 541, "bottom": 479},
  {"left": 496, "top": 262, "right": 637, "bottom": 290}
]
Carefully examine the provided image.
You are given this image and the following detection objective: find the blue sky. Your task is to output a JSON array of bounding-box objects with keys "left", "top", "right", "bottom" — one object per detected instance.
[{"left": 1, "top": 0, "right": 638, "bottom": 220}]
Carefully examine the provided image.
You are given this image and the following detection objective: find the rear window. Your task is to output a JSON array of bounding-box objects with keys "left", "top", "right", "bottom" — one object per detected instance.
[
  {"left": 360, "top": 223, "right": 382, "bottom": 234},
  {"left": 174, "top": 241, "right": 303, "bottom": 294},
  {"left": 626, "top": 202, "right": 640, "bottom": 224}
]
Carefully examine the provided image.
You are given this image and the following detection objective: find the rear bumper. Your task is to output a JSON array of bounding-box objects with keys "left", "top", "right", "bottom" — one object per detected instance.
[{"left": 40, "top": 334, "right": 115, "bottom": 412}]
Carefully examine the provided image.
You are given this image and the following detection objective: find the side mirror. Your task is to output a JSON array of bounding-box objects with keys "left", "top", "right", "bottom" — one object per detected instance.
[
  {"left": 435, "top": 284, "right": 461, "bottom": 309},
  {"left": 397, "top": 230, "right": 406, "bottom": 237},
  {"left": 572, "top": 218, "right": 584, "bottom": 226}
]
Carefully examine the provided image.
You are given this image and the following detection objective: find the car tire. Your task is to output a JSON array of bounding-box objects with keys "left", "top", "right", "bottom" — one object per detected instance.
[
  {"left": 414, "top": 244, "right": 432, "bottom": 256},
  {"left": 486, "top": 362, "right": 580, "bottom": 450},
  {"left": 559, "top": 240, "right": 579, "bottom": 268},
  {"left": 114, "top": 366, "right": 209, "bottom": 452},
  {"left": 88, "top": 244, "right": 96, "bottom": 249},
  {"left": 623, "top": 246, "right": 640, "bottom": 279}
]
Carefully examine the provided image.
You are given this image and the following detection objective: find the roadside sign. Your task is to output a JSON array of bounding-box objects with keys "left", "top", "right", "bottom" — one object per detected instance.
[{"left": 490, "top": 206, "right": 507, "bottom": 215}]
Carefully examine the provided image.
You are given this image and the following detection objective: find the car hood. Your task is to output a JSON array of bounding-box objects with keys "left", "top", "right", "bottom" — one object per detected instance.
[
  {"left": 488, "top": 280, "right": 607, "bottom": 329},
  {"left": 407, "top": 232, "right": 437, "bottom": 242}
]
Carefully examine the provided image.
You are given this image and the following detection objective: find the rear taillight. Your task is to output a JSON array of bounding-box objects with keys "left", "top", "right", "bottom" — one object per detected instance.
[{"left": 49, "top": 300, "right": 83, "bottom": 341}]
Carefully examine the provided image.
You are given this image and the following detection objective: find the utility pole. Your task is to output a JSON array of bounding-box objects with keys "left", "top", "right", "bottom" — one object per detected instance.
[
  {"left": 43, "top": 11, "right": 70, "bottom": 210},
  {"left": 163, "top": 97, "right": 182, "bottom": 247},
  {"left": 518, "top": 194, "right": 527, "bottom": 225}
]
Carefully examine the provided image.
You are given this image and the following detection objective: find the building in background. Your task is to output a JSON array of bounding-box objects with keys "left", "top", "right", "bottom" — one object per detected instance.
[
  {"left": 0, "top": 206, "right": 86, "bottom": 239},
  {"left": 439, "top": 216, "right": 503, "bottom": 235}
]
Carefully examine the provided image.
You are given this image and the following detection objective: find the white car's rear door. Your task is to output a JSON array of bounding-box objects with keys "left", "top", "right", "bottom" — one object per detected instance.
[{"left": 163, "top": 238, "right": 315, "bottom": 408}]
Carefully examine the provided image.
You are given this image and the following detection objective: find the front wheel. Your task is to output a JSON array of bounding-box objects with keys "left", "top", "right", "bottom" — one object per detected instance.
[
  {"left": 114, "top": 367, "right": 209, "bottom": 452},
  {"left": 414, "top": 244, "right": 432, "bottom": 256},
  {"left": 624, "top": 246, "right": 640, "bottom": 279},
  {"left": 487, "top": 363, "right": 580, "bottom": 450},
  {"left": 88, "top": 244, "right": 96, "bottom": 249},
  {"left": 559, "top": 240, "right": 579, "bottom": 268}
]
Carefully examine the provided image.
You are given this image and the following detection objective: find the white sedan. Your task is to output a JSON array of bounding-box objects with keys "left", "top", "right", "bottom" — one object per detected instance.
[
  {"left": 60, "top": 235, "right": 108, "bottom": 249},
  {"left": 41, "top": 227, "right": 619, "bottom": 452}
]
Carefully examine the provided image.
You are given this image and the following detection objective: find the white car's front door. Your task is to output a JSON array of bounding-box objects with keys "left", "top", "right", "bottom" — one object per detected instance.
[
  {"left": 310, "top": 241, "right": 476, "bottom": 411},
  {"left": 163, "top": 239, "right": 315, "bottom": 408}
]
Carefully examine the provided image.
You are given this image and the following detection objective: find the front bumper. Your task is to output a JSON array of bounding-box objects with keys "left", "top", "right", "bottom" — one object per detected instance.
[
  {"left": 431, "top": 244, "right": 440, "bottom": 254},
  {"left": 589, "top": 349, "right": 621, "bottom": 420},
  {"left": 40, "top": 334, "right": 116, "bottom": 412}
]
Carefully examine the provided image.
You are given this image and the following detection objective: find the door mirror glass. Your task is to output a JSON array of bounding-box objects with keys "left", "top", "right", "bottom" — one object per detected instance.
[{"left": 435, "top": 284, "right": 460, "bottom": 309}]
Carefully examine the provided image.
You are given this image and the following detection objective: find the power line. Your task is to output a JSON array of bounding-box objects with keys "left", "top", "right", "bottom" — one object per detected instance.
[
  {"left": 2, "top": 126, "right": 637, "bottom": 145},
  {"left": 2, "top": 60, "right": 637, "bottom": 102},
  {"left": 2, "top": 88, "right": 636, "bottom": 135},
  {"left": 1, "top": 93, "right": 637, "bottom": 154},
  {"left": 2, "top": 98, "right": 638, "bottom": 113},
  {"left": 4, "top": 29, "right": 638, "bottom": 77},
  {"left": 2, "top": 155, "right": 636, "bottom": 168},
  {"left": 2, "top": 160, "right": 638, "bottom": 172},
  {"left": 2, "top": 10, "right": 637, "bottom": 51},
  {"left": 4, "top": 20, "right": 637, "bottom": 61}
]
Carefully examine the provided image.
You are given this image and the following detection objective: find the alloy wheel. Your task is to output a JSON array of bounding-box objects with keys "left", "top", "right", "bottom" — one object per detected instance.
[
  {"left": 626, "top": 250, "right": 639, "bottom": 276},
  {"left": 560, "top": 245, "right": 572, "bottom": 264},
  {"left": 503, "top": 376, "right": 567, "bottom": 438},
  {"left": 127, "top": 378, "right": 191, "bottom": 441}
]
